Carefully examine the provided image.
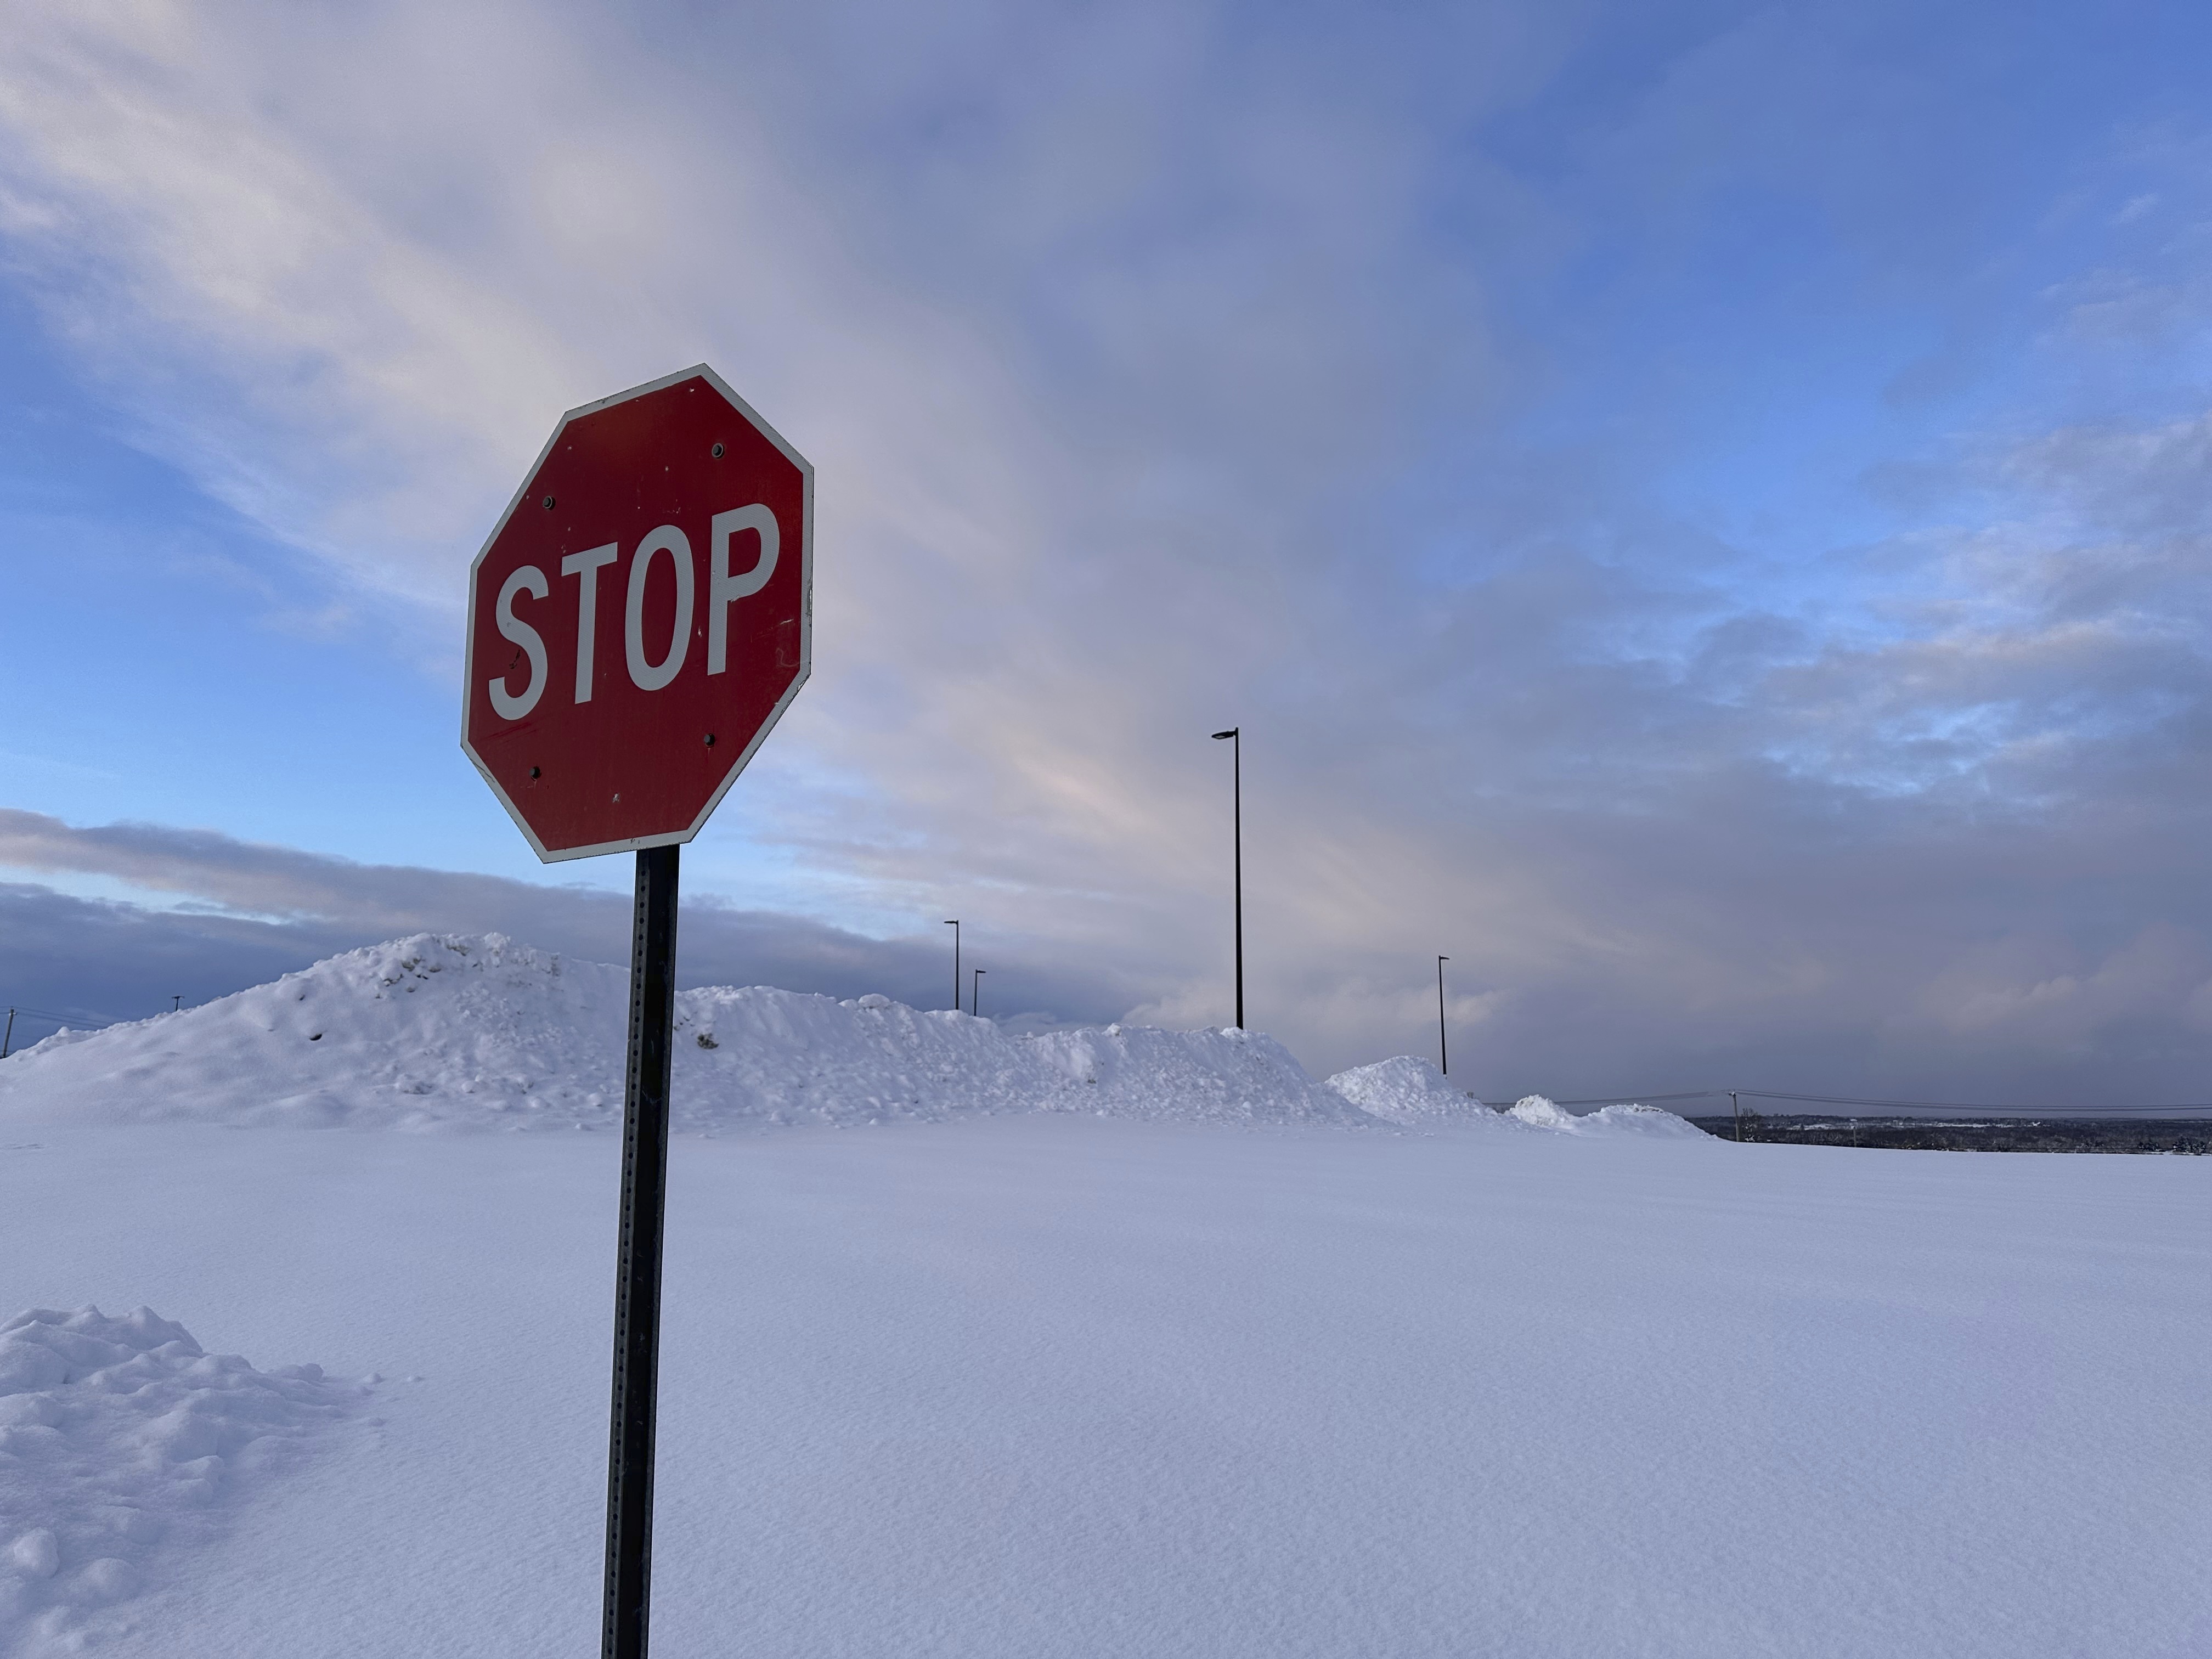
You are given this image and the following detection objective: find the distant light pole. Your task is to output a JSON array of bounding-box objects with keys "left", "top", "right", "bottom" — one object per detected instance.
[
  {"left": 1436, "top": 957, "right": 1449, "bottom": 1076},
  {"left": 944, "top": 921, "right": 960, "bottom": 1012},
  {"left": 972, "top": 968, "right": 985, "bottom": 1018},
  {"left": 1211, "top": 727, "right": 1243, "bottom": 1029},
  {"left": 1, "top": 1008, "right": 13, "bottom": 1059},
  {"left": 171, "top": 995, "right": 182, "bottom": 1013}
]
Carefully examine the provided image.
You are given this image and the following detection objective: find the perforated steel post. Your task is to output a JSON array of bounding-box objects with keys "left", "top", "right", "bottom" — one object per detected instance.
[{"left": 604, "top": 844, "right": 679, "bottom": 1659}]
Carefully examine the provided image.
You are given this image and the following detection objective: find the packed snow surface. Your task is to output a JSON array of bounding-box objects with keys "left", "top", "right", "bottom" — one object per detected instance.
[
  {"left": 0, "top": 1306, "right": 357, "bottom": 1654},
  {"left": 2, "top": 1121, "right": 2202, "bottom": 1659},
  {"left": 1, "top": 937, "right": 2203, "bottom": 1656}
]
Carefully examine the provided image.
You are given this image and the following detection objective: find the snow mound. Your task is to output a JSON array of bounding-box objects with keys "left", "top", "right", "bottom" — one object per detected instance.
[
  {"left": 1323, "top": 1056, "right": 1513, "bottom": 1127},
  {"left": 0, "top": 1306, "right": 358, "bottom": 1652},
  {"left": 0, "top": 935, "right": 1370, "bottom": 1133},
  {"left": 1508, "top": 1095, "right": 1708, "bottom": 1137},
  {"left": 0, "top": 934, "right": 1710, "bottom": 1141}
]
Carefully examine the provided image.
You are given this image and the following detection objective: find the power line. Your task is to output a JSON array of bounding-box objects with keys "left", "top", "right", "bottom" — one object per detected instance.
[
  {"left": 1, "top": 1002, "right": 134, "bottom": 1059},
  {"left": 1535, "top": 1090, "right": 1721, "bottom": 1106},
  {"left": 1, "top": 1004, "right": 122, "bottom": 1028},
  {"left": 1508, "top": 1086, "right": 2212, "bottom": 1118},
  {"left": 1742, "top": 1087, "right": 2212, "bottom": 1116}
]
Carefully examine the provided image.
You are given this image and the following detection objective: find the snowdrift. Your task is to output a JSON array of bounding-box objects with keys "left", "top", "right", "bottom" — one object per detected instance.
[
  {"left": 0, "top": 1306, "right": 357, "bottom": 1649},
  {"left": 0, "top": 934, "right": 1705, "bottom": 1139},
  {"left": 1315, "top": 1066, "right": 1701, "bottom": 1137},
  {"left": 1507, "top": 1094, "right": 1710, "bottom": 1138},
  {"left": 1323, "top": 1055, "right": 1514, "bottom": 1127}
]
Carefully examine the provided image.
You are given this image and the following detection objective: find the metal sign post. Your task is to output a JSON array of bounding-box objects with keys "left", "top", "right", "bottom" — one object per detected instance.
[
  {"left": 461, "top": 365, "right": 812, "bottom": 1659},
  {"left": 604, "top": 844, "right": 679, "bottom": 1659}
]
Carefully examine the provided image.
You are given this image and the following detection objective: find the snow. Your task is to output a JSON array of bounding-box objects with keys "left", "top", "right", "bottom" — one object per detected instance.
[
  {"left": 0, "top": 934, "right": 1376, "bottom": 1133},
  {"left": 0, "top": 932, "right": 1712, "bottom": 1140},
  {"left": 0, "top": 936, "right": 2204, "bottom": 1656},
  {"left": 1322, "top": 1054, "right": 1509, "bottom": 1125},
  {"left": 0, "top": 1306, "right": 360, "bottom": 1652},
  {"left": 1506, "top": 1092, "right": 1713, "bottom": 1137}
]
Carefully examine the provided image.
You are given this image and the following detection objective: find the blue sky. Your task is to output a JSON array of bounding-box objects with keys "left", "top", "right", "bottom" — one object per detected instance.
[
  {"left": 0, "top": 309, "right": 494, "bottom": 872},
  {"left": 5, "top": 0, "right": 2212, "bottom": 1095}
]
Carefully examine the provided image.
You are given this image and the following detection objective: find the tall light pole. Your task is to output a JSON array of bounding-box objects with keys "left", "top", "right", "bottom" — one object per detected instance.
[
  {"left": 972, "top": 967, "right": 985, "bottom": 1018},
  {"left": 1436, "top": 956, "right": 1449, "bottom": 1077},
  {"left": 944, "top": 920, "right": 960, "bottom": 1012},
  {"left": 1211, "top": 727, "right": 1243, "bottom": 1029}
]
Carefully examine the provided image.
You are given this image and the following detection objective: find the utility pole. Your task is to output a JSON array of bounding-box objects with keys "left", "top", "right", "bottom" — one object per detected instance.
[
  {"left": 1730, "top": 1090, "right": 1741, "bottom": 1142},
  {"left": 1211, "top": 728, "right": 1243, "bottom": 1029},
  {"left": 944, "top": 921, "right": 960, "bottom": 1013},
  {"left": 1436, "top": 957, "right": 1449, "bottom": 1077},
  {"left": 1, "top": 1008, "right": 13, "bottom": 1060},
  {"left": 171, "top": 995, "right": 182, "bottom": 1013},
  {"left": 972, "top": 968, "right": 985, "bottom": 1018}
]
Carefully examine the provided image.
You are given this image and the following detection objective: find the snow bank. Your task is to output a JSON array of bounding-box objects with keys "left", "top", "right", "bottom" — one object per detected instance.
[
  {"left": 1323, "top": 1056, "right": 1515, "bottom": 1127},
  {"left": 1508, "top": 1094, "right": 1708, "bottom": 1137},
  {"left": 0, "top": 1307, "right": 357, "bottom": 1652},
  {"left": 0, "top": 934, "right": 1705, "bottom": 1140},
  {"left": 0, "top": 935, "right": 1369, "bottom": 1133}
]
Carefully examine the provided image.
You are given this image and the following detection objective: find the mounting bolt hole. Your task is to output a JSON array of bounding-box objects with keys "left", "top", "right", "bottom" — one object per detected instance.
[{"left": 710, "top": 442, "right": 725, "bottom": 459}]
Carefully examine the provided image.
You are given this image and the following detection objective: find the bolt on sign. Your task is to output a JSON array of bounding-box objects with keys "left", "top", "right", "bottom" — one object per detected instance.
[{"left": 462, "top": 365, "right": 812, "bottom": 1659}]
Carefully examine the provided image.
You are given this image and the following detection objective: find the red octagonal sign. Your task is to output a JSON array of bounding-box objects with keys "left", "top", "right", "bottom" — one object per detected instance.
[{"left": 462, "top": 366, "right": 812, "bottom": 861}]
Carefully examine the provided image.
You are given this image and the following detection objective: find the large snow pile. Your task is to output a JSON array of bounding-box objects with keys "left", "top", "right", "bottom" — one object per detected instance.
[
  {"left": 0, "top": 934, "right": 1707, "bottom": 1140},
  {"left": 1507, "top": 1093, "right": 1710, "bottom": 1137},
  {"left": 0, "top": 934, "right": 1373, "bottom": 1133},
  {"left": 0, "top": 1306, "right": 357, "bottom": 1652},
  {"left": 1323, "top": 1055, "right": 1512, "bottom": 1126}
]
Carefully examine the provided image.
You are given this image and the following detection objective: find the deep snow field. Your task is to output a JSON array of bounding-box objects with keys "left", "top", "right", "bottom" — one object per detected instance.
[{"left": 2, "top": 936, "right": 2207, "bottom": 1657}]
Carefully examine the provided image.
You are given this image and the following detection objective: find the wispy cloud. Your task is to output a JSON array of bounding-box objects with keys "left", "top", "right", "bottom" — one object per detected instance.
[{"left": 4, "top": 2, "right": 2212, "bottom": 1094}]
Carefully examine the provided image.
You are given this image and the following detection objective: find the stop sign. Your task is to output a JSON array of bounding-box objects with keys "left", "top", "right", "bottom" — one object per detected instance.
[{"left": 461, "top": 365, "right": 812, "bottom": 860}]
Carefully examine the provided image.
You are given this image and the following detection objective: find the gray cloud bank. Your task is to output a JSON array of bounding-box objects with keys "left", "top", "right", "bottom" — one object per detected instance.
[
  {"left": 0, "top": 810, "right": 1131, "bottom": 1037},
  {"left": 13, "top": 776, "right": 2212, "bottom": 1109}
]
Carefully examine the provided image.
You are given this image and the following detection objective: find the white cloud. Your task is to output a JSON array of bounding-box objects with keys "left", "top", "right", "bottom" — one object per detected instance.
[{"left": 8, "top": 2, "right": 2212, "bottom": 1091}]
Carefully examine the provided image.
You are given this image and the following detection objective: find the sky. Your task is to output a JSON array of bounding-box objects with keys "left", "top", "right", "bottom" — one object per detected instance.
[{"left": 4, "top": 0, "right": 2212, "bottom": 1102}]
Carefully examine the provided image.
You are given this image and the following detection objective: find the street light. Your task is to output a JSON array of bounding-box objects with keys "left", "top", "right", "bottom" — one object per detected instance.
[
  {"left": 972, "top": 967, "right": 985, "bottom": 1018},
  {"left": 1211, "top": 727, "right": 1243, "bottom": 1030},
  {"left": 944, "top": 920, "right": 960, "bottom": 1013},
  {"left": 1436, "top": 957, "right": 1449, "bottom": 1077}
]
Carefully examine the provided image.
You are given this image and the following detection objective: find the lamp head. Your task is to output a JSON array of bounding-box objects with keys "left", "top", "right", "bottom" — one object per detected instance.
[{"left": 1211, "top": 729, "right": 1237, "bottom": 740}]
